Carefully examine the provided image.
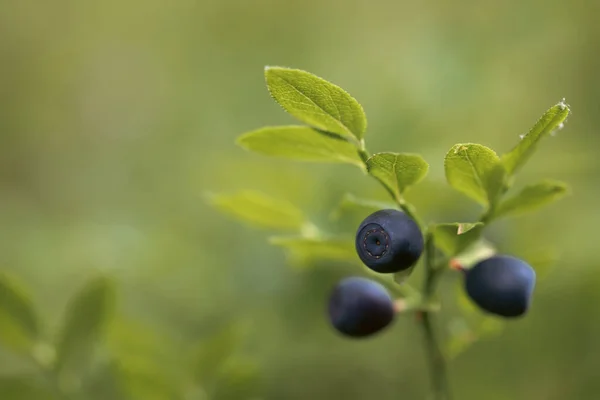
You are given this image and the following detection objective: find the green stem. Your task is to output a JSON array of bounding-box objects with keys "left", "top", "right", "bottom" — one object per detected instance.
[
  {"left": 420, "top": 233, "right": 452, "bottom": 400},
  {"left": 360, "top": 142, "right": 450, "bottom": 398},
  {"left": 358, "top": 147, "right": 370, "bottom": 165}
]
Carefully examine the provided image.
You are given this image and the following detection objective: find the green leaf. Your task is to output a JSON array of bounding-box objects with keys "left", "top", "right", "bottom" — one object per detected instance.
[
  {"left": 366, "top": 153, "right": 429, "bottom": 199},
  {"left": 430, "top": 223, "right": 484, "bottom": 257},
  {"left": 444, "top": 143, "right": 506, "bottom": 206},
  {"left": 494, "top": 180, "right": 569, "bottom": 219},
  {"left": 0, "top": 272, "right": 40, "bottom": 352},
  {"left": 502, "top": 100, "right": 571, "bottom": 175},
  {"left": 207, "top": 191, "right": 307, "bottom": 231},
  {"left": 54, "top": 276, "right": 115, "bottom": 375},
  {"left": 268, "top": 235, "right": 356, "bottom": 267},
  {"left": 264, "top": 66, "right": 367, "bottom": 142},
  {"left": 329, "top": 193, "right": 398, "bottom": 221},
  {"left": 236, "top": 126, "right": 364, "bottom": 168}
]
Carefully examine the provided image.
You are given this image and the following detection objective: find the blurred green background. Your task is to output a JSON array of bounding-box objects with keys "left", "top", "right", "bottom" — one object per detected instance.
[{"left": 1, "top": 0, "right": 599, "bottom": 399}]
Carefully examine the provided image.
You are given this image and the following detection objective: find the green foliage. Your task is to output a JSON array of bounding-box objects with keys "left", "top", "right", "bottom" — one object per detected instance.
[
  {"left": 444, "top": 144, "right": 506, "bottom": 207},
  {"left": 54, "top": 276, "right": 116, "bottom": 377},
  {"left": 493, "top": 180, "right": 570, "bottom": 220},
  {"left": 268, "top": 235, "right": 356, "bottom": 267},
  {"left": 0, "top": 272, "right": 40, "bottom": 353},
  {"left": 208, "top": 67, "right": 574, "bottom": 397},
  {"left": 329, "top": 193, "right": 398, "bottom": 221},
  {"left": 502, "top": 100, "right": 571, "bottom": 175},
  {"left": 207, "top": 191, "right": 308, "bottom": 232},
  {"left": 430, "top": 223, "right": 484, "bottom": 257},
  {"left": 366, "top": 152, "right": 429, "bottom": 200},
  {"left": 236, "top": 126, "right": 365, "bottom": 168},
  {"left": 264, "top": 66, "right": 367, "bottom": 143},
  {"left": 0, "top": 63, "right": 572, "bottom": 400}
]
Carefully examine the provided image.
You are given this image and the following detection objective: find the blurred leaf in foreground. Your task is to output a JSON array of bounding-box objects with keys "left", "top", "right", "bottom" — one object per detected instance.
[
  {"left": 54, "top": 276, "right": 116, "bottom": 379},
  {"left": 268, "top": 235, "right": 356, "bottom": 267},
  {"left": 0, "top": 272, "right": 40, "bottom": 353},
  {"left": 207, "top": 191, "right": 308, "bottom": 232}
]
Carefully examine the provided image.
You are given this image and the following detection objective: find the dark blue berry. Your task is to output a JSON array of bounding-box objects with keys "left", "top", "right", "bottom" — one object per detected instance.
[
  {"left": 328, "top": 277, "right": 395, "bottom": 338},
  {"left": 464, "top": 255, "right": 536, "bottom": 318},
  {"left": 355, "top": 209, "right": 424, "bottom": 273}
]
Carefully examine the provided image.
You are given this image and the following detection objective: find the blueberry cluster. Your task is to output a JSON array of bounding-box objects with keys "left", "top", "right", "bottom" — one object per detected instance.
[
  {"left": 328, "top": 209, "right": 424, "bottom": 338},
  {"left": 327, "top": 209, "right": 536, "bottom": 338}
]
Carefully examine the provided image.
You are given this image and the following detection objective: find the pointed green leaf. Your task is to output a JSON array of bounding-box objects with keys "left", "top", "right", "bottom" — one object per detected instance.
[
  {"left": 268, "top": 235, "right": 355, "bottom": 267},
  {"left": 430, "top": 223, "right": 484, "bottom": 257},
  {"left": 264, "top": 66, "right": 367, "bottom": 141},
  {"left": 444, "top": 144, "right": 506, "bottom": 206},
  {"left": 0, "top": 272, "right": 40, "bottom": 352},
  {"left": 503, "top": 100, "right": 571, "bottom": 175},
  {"left": 494, "top": 180, "right": 569, "bottom": 219},
  {"left": 329, "top": 193, "right": 398, "bottom": 221},
  {"left": 207, "top": 191, "right": 307, "bottom": 231},
  {"left": 54, "top": 276, "right": 115, "bottom": 375},
  {"left": 236, "top": 126, "right": 364, "bottom": 167},
  {"left": 366, "top": 153, "right": 429, "bottom": 199}
]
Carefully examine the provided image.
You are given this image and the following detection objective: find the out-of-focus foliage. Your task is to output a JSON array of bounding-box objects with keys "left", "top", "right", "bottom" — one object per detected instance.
[{"left": 1, "top": 0, "right": 600, "bottom": 399}]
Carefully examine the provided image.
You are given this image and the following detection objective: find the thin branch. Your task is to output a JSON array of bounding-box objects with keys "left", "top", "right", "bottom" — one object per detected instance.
[
  {"left": 362, "top": 144, "right": 452, "bottom": 400},
  {"left": 420, "top": 232, "right": 452, "bottom": 400}
]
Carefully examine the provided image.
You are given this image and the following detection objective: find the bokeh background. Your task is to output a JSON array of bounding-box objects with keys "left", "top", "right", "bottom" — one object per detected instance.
[{"left": 1, "top": 1, "right": 599, "bottom": 399}]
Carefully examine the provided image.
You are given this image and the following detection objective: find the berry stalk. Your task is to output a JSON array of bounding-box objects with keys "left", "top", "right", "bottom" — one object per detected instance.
[{"left": 420, "top": 232, "right": 452, "bottom": 400}]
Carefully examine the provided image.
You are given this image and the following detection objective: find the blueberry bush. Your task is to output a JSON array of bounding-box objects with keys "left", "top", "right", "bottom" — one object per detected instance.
[{"left": 209, "top": 67, "right": 571, "bottom": 399}]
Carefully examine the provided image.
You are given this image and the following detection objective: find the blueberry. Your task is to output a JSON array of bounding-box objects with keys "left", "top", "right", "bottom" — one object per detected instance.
[
  {"left": 355, "top": 209, "right": 424, "bottom": 273},
  {"left": 464, "top": 255, "right": 536, "bottom": 318},
  {"left": 328, "top": 277, "right": 395, "bottom": 338}
]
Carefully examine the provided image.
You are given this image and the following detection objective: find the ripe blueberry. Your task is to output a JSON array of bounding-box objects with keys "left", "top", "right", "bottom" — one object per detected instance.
[
  {"left": 355, "top": 209, "right": 424, "bottom": 273},
  {"left": 328, "top": 277, "right": 395, "bottom": 338},
  {"left": 464, "top": 255, "right": 536, "bottom": 318}
]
